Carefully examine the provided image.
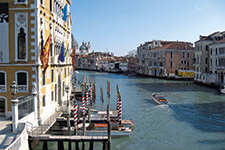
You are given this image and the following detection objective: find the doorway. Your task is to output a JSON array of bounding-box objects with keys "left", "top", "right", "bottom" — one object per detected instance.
[{"left": 0, "top": 98, "right": 5, "bottom": 117}]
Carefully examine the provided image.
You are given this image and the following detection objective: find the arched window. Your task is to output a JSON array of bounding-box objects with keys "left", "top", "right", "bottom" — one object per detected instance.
[
  {"left": 16, "top": 71, "right": 28, "bottom": 92},
  {"left": 0, "top": 72, "right": 6, "bottom": 92},
  {"left": 17, "top": 28, "right": 26, "bottom": 59}
]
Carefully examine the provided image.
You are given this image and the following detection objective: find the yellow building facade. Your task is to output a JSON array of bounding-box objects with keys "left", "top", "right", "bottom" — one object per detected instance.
[{"left": 0, "top": 0, "right": 73, "bottom": 124}]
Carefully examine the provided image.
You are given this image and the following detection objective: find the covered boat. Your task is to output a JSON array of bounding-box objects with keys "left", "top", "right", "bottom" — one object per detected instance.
[
  {"left": 76, "top": 123, "right": 131, "bottom": 137},
  {"left": 152, "top": 93, "right": 168, "bottom": 105}
]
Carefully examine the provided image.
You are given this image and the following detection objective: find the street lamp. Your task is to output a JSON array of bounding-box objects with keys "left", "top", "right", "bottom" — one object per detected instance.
[
  {"left": 65, "top": 85, "right": 71, "bottom": 136},
  {"left": 10, "top": 81, "right": 18, "bottom": 99},
  {"left": 10, "top": 81, "right": 19, "bottom": 133}
]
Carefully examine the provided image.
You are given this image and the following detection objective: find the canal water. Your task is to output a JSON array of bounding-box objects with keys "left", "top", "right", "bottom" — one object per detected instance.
[{"left": 34, "top": 70, "right": 225, "bottom": 150}]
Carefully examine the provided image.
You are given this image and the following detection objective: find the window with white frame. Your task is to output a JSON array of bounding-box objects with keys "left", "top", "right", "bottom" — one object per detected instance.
[
  {"left": 16, "top": 71, "right": 28, "bottom": 92},
  {"left": 15, "top": 0, "right": 28, "bottom": 5},
  {"left": 0, "top": 72, "right": 6, "bottom": 92}
]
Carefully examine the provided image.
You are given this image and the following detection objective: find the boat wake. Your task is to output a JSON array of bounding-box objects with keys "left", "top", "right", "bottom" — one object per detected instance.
[{"left": 157, "top": 104, "right": 169, "bottom": 109}]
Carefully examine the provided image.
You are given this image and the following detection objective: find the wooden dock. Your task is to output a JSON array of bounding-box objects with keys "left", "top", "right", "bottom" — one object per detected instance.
[{"left": 29, "top": 135, "right": 109, "bottom": 150}]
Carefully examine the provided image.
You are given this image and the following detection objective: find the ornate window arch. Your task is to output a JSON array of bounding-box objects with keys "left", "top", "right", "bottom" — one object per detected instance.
[
  {"left": 15, "top": 13, "right": 28, "bottom": 62},
  {"left": 17, "top": 28, "right": 26, "bottom": 59}
]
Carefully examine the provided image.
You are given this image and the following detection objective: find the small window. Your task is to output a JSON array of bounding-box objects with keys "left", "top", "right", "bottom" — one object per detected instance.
[
  {"left": 187, "top": 61, "right": 190, "bottom": 67},
  {"left": 51, "top": 69, "right": 54, "bottom": 83},
  {"left": 42, "top": 95, "right": 46, "bottom": 107},
  {"left": 50, "top": 43, "right": 53, "bottom": 56},
  {"left": 183, "top": 52, "right": 185, "bottom": 58},
  {"left": 216, "top": 48, "right": 218, "bottom": 55},
  {"left": 181, "top": 60, "right": 183, "bottom": 64},
  {"left": 51, "top": 91, "right": 54, "bottom": 101},
  {"left": 170, "top": 61, "right": 173, "bottom": 67},
  {"left": 42, "top": 73, "right": 45, "bottom": 86},
  {"left": 206, "top": 45, "right": 208, "bottom": 51},
  {"left": 17, "top": 73, "right": 27, "bottom": 85},
  {"left": 205, "top": 57, "right": 208, "bottom": 64},
  {"left": 0, "top": 73, "right": 5, "bottom": 85},
  {"left": 187, "top": 52, "right": 190, "bottom": 58},
  {"left": 64, "top": 68, "right": 66, "bottom": 77},
  {"left": 63, "top": 81, "right": 65, "bottom": 96},
  {"left": 18, "top": 0, "right": 26, "bottom": 2},
  {"left": 210, "top": 49, "right": 213, "bottom": 55},
  {"left": 184, "top": 60, "right": 186, "bottom": 64},
  {"left": 50, "top": 0, "right": 53, "bottom": 12},
  {"left": 170, "top": 51, "right": 173, "bottom": 58}
]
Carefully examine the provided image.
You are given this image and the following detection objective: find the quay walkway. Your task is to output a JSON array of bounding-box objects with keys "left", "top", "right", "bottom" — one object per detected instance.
[{"left": 0, "top": 117, "right": 17, "bottom": 150}]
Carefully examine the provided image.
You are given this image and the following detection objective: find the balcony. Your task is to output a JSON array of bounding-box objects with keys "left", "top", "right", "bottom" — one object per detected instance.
[
  {"left": 0, "top": 85, "right": 6, "bottom": 92},
  {"left": 18, "top": 85, "right": 28, "bottom": 92}
]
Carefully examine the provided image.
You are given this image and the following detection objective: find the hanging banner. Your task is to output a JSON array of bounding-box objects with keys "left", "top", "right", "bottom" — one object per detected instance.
[{"left": 0, "top": 3, "right": 9, "bottom": 63}]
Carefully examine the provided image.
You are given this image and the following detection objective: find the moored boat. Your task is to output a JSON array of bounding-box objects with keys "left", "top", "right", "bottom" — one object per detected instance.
[
  {"left": 76, "top": 123, "right": 131, "bottom": 137},
  {"left": 152, "top": 93, "right": 168, "bottom": 105},
  {"left": 220, "top": 85, "right": 225, "bottom": 94}
]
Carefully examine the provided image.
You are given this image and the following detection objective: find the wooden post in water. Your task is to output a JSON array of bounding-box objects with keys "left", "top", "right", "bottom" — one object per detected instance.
[
  {"left": 107, "top": 104, "right": 111, "bottom": 150},
  {"left": 90, "top": 83, "right": 93, "bottom": 105},
  {"left": 76, "top": 142, "right": 79, "bottom": 150},
  {"left": 88, "top": 105, "right": 91, "bottom": 123},
  {"left": 93, "top": 82, "right": 96, "bottom": 101},
  {"left": 107, "top": 80, "right": 110, "bottom": 97},
  {"left": 100, "top": 87, "right": 104, "bottom": 101},
  {"left": 43, "top": 141, "right": 48, "bottom": 150},
  {"left": 58, "top": 141, "right": 64, "bottom": 150},
  {"left": 89, "top": 141, "right": 94, "bottom": 150}
]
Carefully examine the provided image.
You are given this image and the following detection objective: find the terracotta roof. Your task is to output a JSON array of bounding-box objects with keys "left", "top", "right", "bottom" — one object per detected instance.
[
  {"left": 210, "top": 38, "right": 225, "bottom": 45},
  {"left": 99, "top": 58, "right": 110, "bottom": 61},
  {"left": 151, "top": 42, "right": 194, "bottom": 51},
  {"left": 82, "top": 55, "right": 88, "bottom": 58}
]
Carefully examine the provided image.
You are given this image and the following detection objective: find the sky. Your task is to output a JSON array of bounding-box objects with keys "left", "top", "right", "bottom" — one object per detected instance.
[{"left": 70, "top": 0, "right": 225, "bottom": 56}]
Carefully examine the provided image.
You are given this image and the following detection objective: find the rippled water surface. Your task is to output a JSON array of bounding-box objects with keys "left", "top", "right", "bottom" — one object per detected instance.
[{"left": 34, "top": 70, "right": 225, "bottom": 150}]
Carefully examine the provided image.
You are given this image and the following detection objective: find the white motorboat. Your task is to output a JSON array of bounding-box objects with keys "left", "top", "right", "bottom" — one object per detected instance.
[{"left": 152, "top": 93, "right": 168, "bottom": 105}]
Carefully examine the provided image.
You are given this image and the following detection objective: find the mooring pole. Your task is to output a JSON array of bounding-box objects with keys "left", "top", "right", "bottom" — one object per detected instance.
[
  {"left": 107, "top": 104, "right": 111, "bottom": 150},
  {"left": 74, "top": 99, "right": 77, "bottom": 135}
]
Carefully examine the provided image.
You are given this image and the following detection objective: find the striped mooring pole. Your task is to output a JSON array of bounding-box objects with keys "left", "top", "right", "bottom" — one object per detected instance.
[
  {"left": 117, "top": 91, "right": 119, "bottom": 111},
  {"left": 74, "top": 99, "right": 77, "bottom": 135},
  {"left": 82, "top": 92, "right": 85, "bottom": 114},
  {"left": 118, "top": 93, "right": 122, "bottom": 124},
  {"left": 86, "top": 89, "right": 89, "bottom": 108}
]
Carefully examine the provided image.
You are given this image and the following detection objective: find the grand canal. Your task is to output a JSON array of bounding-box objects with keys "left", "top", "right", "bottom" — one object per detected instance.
[{"left": 35, "top": 70, "right": 225, "bottom": 150}]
